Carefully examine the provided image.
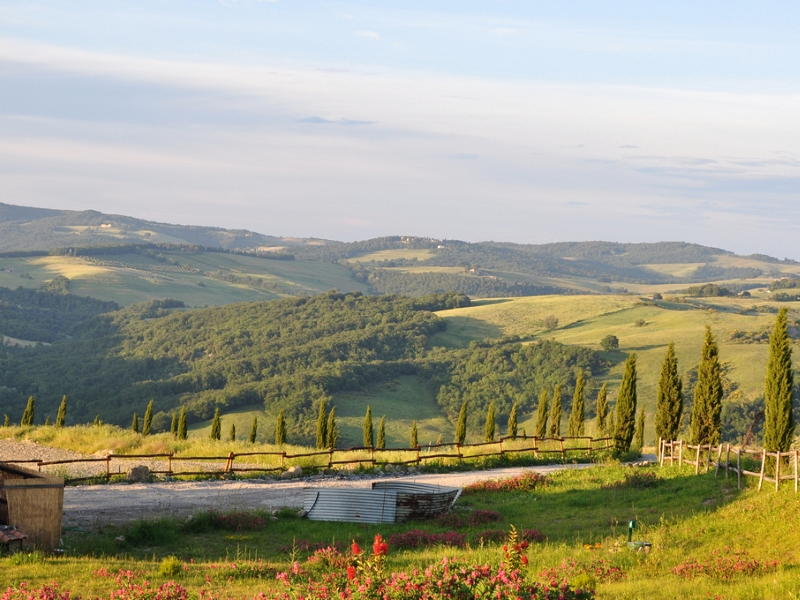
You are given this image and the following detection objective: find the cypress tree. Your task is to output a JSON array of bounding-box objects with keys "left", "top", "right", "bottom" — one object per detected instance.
[
  {"left": 315, "top": 398, "right": 328, "bottom": 449},
  {"left": 548, "top": 384, "right": 562, "bottom": 437},
  {"left": 2, "top": 414, "right": 8, "bottom": 427},
  {"left": 484, "top": 401, "right": 496, "bottom": 441},
  {"left": 363, "top": 405, "right": 374, "bottom": 448},
  {"left": 377, "top": 416, "right": 386, "bottom": 449},
  {"left": 534, "top": 389, "right": 549, "bottom": 438},
  {"left": 614, "top": 353, "right": 638, "bottom": 450},
  {"left": 275, "top": 409, "right": 286, "bottom": 446},
  {"left": 44, "top": 416, "right": 51, "bottom": 426},
  {"left": 764, "top": 308, "right": 794, "bottom": 452},
  {"left": 633, "top": 409, "right": 645, "bottom": 451},
  {"left": 507, "top": 402, "right": 518, "bottom": 438},
  {"left": 170, "top": 413, "right": 178, "bottom": 437},
  {"left": 568, "top": 370, "right": 586, "bottom": 437},
  {"left": 210, "top": 407, "right": 221, "bottom": 440},
  {"left": 142, "top": 400, "right": 153, "bottom": 436},
  {"left": 655, "top": 343, "right": 683, "bottom": 442},
  {"left": 410, "top": 420, "right": 418, "bottom": 448},
  {"left": 690, "top": 327, "right": 723, "bottom": 445},
  {"left": 455, "top": 400, "right": 468, "bottom": 444},
  {"left": 131, "top": 412, "right": 139, "bottom": 433},
  {"left": 595, "top": 383, "right": 608, "bottom": 436},
  {"left": 178, "top": 407, "right": 187, "bottom": 440},
  {"left": 326, "top": 408, "right": 337, "bottom": 449},
  {"left": 249, "top": 416, "right": 258, "bottom": 443},
  {"left": 20, "top": 396, "right": 36, "bottom": 426},
  {"left": 93, "top": 415, "right": 101, "bottom": 426},
  {"left": 229, "top": 423, "right": 236, "bottom": 441},
  {"left": 55, "top": 395, "right": 68, "bottom": 428}
]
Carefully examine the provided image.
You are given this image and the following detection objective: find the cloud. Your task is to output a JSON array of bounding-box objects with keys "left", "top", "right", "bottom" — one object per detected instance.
[
  {"left": 298, "top": 116, "right": 375, "bottom": 126},
  {"left": 355, "top": 30, "right": 381, "bottom": 41}
]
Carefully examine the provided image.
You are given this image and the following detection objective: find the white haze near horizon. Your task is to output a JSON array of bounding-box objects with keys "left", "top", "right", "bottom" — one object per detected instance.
[{"left": 1, "top": 2, "right": 799, "bottom": 257}]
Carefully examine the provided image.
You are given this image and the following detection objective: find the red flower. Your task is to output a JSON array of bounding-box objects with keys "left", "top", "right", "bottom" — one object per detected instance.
[
  {"left": 346, "top": 565, "right": 357, "bottom": 580},
  {"left": 351, "top": 541, "right": 362, "bottom": 556},
  {"left": 372, "top": 534, "right": 389, "bottom": 556}
]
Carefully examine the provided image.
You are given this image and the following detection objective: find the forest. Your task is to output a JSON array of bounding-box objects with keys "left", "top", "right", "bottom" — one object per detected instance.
[{"left": 0, "top": 289, "right": 604, "bottom": 442}]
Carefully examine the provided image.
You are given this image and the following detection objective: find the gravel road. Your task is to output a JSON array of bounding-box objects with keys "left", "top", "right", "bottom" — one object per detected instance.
[{"left": 2, "top": 439, "right": 654, "bottom": 530}]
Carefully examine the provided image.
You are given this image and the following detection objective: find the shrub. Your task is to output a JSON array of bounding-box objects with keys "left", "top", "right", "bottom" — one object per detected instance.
[
  {"left": 539, "top": 558, "right": 625, "bottom": 584},
  {"left": 388, "top": 529, "right": 466, "bottom": 549},
  {"left": 672, "top": 549, "right": 779, "bottom": 579},
  {"left": 465, "top": 471, "right": 547, "bottom": 493},
  {"left": 600, "top": 335, "right": 619, "bottom": 351},
  {"left": 158, "top": 556, "right": 184, "bottom": 577},
  {"left": 604, "top": 470, "right": 659, "bottom": 489}
]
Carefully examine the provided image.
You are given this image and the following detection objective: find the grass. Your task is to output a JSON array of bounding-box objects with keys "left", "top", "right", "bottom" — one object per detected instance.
[
  {"left": 346, "top": 248, "right": 436, "bottom": 263},
  {"left": 5, "top": 463, "right": 800, "bottom": 599}
]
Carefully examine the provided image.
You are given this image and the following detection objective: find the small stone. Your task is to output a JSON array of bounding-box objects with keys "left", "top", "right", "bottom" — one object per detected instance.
[{"left": 127, "top": 465, "right": 151, "bottom": 483}]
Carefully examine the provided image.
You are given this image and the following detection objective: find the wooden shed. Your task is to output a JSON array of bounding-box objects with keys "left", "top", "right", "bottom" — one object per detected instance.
[{"left": 0, "top": 463, "right": 64, "bottom": 551}]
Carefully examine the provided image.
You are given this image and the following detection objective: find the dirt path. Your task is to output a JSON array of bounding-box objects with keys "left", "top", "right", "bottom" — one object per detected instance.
[{"left": 63, "top": 463, "right": 608, "bottom": 529}]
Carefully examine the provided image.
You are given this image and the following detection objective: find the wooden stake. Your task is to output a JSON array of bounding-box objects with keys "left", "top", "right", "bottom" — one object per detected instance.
[
  {"left": 736, "top": 448, "right": 741, "bottom": 489},
  {"left": 775, "top": 452, "right": 781, "bottom": 492},
  {"left": 758, "top": 449, "right": 766, "bottom": 491},
  {"left": 695, "top": 445, "right": 700, "bottom": 475},
  {"left": 725, "top": 444, "right": 730, "bottom": 479},
  {"left": 794, "top": 450, "right": 798, "bottom": 494},
  {"left": 678, "top": 440, "right": 683, "bottom": 467}
]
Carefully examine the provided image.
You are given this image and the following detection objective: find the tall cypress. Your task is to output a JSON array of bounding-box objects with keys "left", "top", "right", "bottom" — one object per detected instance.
[
  {"left": 484, "top": 401, "right": 496, "bottom": 442},
  {"left": 764, "top": 308, "right": 795, "bottom": 451},
  {"left": 535, "top": 389, "right": 549, "bottom": 438},
  {"left": 178, "top": 407, "right": 188, "bottom": 440},
  {"left": 326, "top": 407, "right": 337, "bottom": 449},
  {"left": 595, "top": 383, "right": 608, "bottom": 436},
  {"left": 690, "top": 327, "right": 723, "bottom": 445},
  {"left": 455, "top": 400, "right": 468, "bottom": 444},
  {"left": 363, "top": 405, "right": 374, "bottom": 448},
  {"left": 142, "top": 400, "right": 153, "bottom": 436},
  {"left": 170, "top": 412, "right": 178, "bottom": 437},
  {"left": 614, "top": 353, "right": 638, "bottom": 450},
  {"left": 20, "top": 396, "right": 36, "bottom": 426},
  {"left": 2, "top": 415, "right": 8, "bottom": 427},
  {"left": 548, "top": 384, "right": 562, "bottom": 437},
  {"left": 249, "top": 416, "right": 258, "bottom": 443},
  {"left": 55, "top": 395, "right": 68, "bottom": 428},
  {"left": 410, "top": 420, "right": 418, "bottom": 448},
  {"left": 507, "top": 402, "right": 518, "bottom": 438},
  {"left": 229, "top": 423, "right": 236, "bottom": 442},
  {"left": 655, "top": 343, "right": 683, "bottom": 442},
  {"left": 315, "top": 398, "right": 328, "bottom": 449},
  {"left": 131, "top": 412, "right": 140, "bottom": 433},
  {"left": 568, "top": 371, "right": 586, "bottom": 437},
  {"left": 377, "top": 416, "right": 386, "bottom": 449},
  {"left": 210, "top": 407, "right": 221, "bottom": 440},
  {"left": 633, "top": 408, "right": 645, "bottom": 451},
  {"left": 275, "top": 409, "right": 286, "bottom": 446}
]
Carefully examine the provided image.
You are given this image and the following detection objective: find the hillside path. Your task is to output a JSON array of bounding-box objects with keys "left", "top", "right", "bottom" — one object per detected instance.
[{"left": 63, "top": 462, "right": 627, "bottom": 530}]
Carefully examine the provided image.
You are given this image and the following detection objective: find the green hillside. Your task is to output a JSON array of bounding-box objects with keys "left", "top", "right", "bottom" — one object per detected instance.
[{"left": 434, "top": 294, "right": 800, "bottom": 442}]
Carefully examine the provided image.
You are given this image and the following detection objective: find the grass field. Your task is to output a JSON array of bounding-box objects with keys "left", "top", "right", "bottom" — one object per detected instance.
[
  {"left": 0, "top": 251, "right": 367, "bottom": 306},
  {"left": 346, "top": 248, "right": 436, "bottom": 262},
  {"left": 434, "top": 295, "right": 800, "bottom": 443},
  {"left": 5, "top": 463, "right": 799, "bottom": 599}
]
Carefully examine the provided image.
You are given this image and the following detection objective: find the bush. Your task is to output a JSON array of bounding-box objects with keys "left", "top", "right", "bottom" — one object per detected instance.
[
  {"left": 388, "top": 529, "right": 466, "bottom": 549},
  {"left": 600, "top": 335, "right": 619, "bottom": 351},
  {"left": 465, "top": 471, "right": 547, "bottom": 493},
  {"left": 158, "top": 556, "right": 184, "bottom": 577}
]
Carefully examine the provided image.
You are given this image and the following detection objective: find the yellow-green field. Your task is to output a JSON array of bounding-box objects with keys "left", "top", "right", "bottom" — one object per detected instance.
[
  {"left": 434, "top": 294, "right": 800, "bottom": 441},
  {"left": 346, "top": 248, "right": 436, "bottom": 262},
  {"left": 0, "top": 251, "right": 367, "bottom": 306}
]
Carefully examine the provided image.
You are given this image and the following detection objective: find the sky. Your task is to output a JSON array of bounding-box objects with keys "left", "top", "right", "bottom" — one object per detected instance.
[{"left": 1, "top": 1, "right": 799, "bottom": 256}]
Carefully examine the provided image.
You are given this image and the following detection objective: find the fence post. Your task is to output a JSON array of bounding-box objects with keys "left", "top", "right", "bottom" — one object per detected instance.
[
  {"left": 736, "top": 448, "right": 741, "bottom": 489},
  {"left": 560, "top": 438, "right": 566, "bottom": 462},
  {"left": 678, "top": 440, "right": 683, "bottom": 467},
  {"left": 794, "top": 450, "right": 798, "bottom": 494},
  {"left": 659, "top": 440, "right": 665, "bottom": 467},
  {"left": 694, "top": 445, "right": 700, "bottom": 475},
  {"left": 106, "top": 455, "right": 111, "bottom": 481},
  {"left": 758, "top": 449, "right": 766, "bottom": 491},
  {"left": 725, "top": 444, "right": 730, "bottom": 479},
  {"left": 281, "top": 451, "right": 286, "bottom": 470},
  {"left": 328, "top": 448, "right": 334, "bottom": 469},
  {"left": 775, "top": 452, "right": 781, "bottom": 492}
]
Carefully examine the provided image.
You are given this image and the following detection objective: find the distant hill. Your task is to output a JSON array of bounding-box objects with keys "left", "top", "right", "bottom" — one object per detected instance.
[
  {"left": 0, "top": 202, "right": 325, "bottom": 251},
  {"left": 2, "top": 203, "right": 800, "bottom": 304}
]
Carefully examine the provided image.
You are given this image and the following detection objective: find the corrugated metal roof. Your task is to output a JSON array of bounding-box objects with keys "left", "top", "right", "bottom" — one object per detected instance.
[{"left": 303, "top": 482, "right": 462, "bottom": 524}]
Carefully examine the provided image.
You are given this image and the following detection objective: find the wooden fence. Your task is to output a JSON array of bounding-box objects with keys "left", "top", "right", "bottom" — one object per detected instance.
[
  {"left": 659, "top": 439, "right": 800, "bottom": 492},
  {"left": 1, "top": 435, "right": 616, "bottom": 484}
]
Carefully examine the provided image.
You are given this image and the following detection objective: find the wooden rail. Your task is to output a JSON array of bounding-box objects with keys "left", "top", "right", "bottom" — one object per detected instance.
[
  {"left": 0, "top": 434, "right": 617, "bottom": 484},
  {"left": 659, "top": 439, "right": 800, "bottom": 492}
]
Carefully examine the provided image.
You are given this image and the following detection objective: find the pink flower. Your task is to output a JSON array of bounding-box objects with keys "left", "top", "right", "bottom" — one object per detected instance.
[
  {"left": 351, "top": 541, "right": 362, "bottom": 556},
  {"left": 346, "top": 565, "right": 357, "bottom": 581}
]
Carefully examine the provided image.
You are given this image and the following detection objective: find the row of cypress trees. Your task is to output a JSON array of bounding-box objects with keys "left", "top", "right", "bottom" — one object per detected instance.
[{"left": 2, "top": 395, "right": 70, "bottom": 428}]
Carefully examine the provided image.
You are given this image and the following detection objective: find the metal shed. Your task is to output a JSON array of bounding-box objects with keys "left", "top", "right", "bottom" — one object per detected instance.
[
  {"left": 0, "top": 463, "right": 64, "bottom": 551},
  {"left": 303, "top": 482, "right": 461, "bottom": 524}
]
